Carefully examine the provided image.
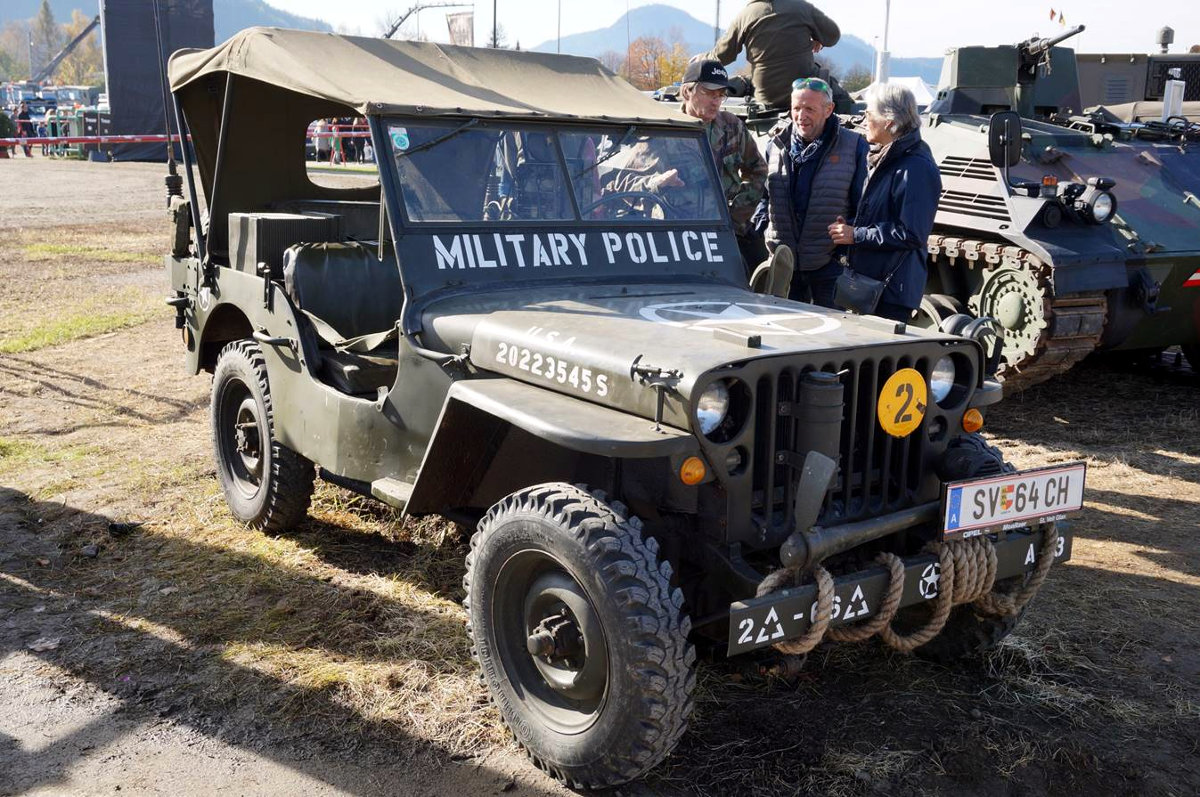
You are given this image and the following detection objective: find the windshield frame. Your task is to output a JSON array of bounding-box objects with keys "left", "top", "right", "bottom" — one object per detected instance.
[{"left": 379, "top": 115, "right": 732, "bottom": 231}]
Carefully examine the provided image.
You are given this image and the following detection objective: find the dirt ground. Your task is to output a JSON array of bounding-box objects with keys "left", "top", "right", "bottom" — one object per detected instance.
[{"left": 1, "top": 158, "right": 1198, "bottom": 797}]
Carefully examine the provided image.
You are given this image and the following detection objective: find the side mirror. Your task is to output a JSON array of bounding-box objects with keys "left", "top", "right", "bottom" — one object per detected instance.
[{"left": 988, "top": 111, "right": 1023, "bottom": 169}]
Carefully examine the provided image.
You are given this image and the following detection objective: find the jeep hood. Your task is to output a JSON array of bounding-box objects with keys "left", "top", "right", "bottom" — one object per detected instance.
[{"left": 422, "top": 283, "right": 959, "bottom": 430}]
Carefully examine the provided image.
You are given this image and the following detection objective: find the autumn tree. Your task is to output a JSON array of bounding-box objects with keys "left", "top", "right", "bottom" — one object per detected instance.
[
  {"left": 623, "top": 35, "right": 668, "bottom": 90},
  {"left": 0, "top": 44, "right": 19, "bottom": 82},
  {"left": 30, "top": 0, "right": 63, "bottom": 77},
  {"left": 487, "top": 23, "right": 509, "bottom": 49},
  {"left": 0, "top": 20, "right": 33, "bottom": 81},
  {"left": 56, "top": 10, "right": 104, "bottom": 86},
  {"left": 841, "top": 64, "right": 872, "bottom": 93},
  {"left": 656, "top": 41, "right": 689, "bottom": 87},
  {"left": 597, "top": 49, "right": 625, "bottom": 75}
]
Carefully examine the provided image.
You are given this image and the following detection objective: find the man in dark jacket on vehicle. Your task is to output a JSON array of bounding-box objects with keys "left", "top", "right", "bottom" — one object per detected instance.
[
  {"left": 755, "top": 77, "right": 867, "bottom": 307},
  {"left": 828, "top": 84, "right": 941, "bottom": 322},
  {"left": 707, "top": 0, "right": 841, "bottom": 110}
]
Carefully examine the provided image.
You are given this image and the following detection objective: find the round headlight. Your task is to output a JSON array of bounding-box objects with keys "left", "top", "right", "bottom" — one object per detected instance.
[
  {"left": 1090, "top": 191, "right": 1115, "bottom": 223},
  {"left": 931, "top": 356, "right": 956, "bottom": 404},
  {"left": 696, "top": 381, "right": 730, "bottom": 436}
]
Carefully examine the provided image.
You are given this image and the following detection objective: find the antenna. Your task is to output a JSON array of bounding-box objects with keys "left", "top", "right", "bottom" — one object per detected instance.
[{"left": 152, "top": 0, "right": 182, "bottom": 204}]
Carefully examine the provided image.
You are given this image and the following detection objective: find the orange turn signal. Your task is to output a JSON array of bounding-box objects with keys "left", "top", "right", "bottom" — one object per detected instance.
[
  {"left": 962, "top": 408, "right": 984, "bottom": 433},
  {"left": 1042, "top": 175, "right": 1059, "bottom": 187},
  {"left": 679, "top": 456, "right": 707, "bottom": 486}
]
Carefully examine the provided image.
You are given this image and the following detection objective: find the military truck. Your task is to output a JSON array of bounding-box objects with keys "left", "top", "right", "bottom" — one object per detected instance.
[
  {"left": 920, "top": 26, "right": 1200, "bottom": 388},
  {"left": 165, "top": 28, "right": 1082, "bottom": 788}
]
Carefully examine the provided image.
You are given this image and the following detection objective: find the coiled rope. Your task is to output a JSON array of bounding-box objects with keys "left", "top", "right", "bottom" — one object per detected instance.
[{"left": 755, "top": 524, "right": 1060, "bottom": 656}]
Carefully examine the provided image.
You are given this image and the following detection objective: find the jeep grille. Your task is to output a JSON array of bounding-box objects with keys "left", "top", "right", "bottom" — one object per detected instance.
[{"left": 750, "top": 354, "right": 931, "bottom": 529}]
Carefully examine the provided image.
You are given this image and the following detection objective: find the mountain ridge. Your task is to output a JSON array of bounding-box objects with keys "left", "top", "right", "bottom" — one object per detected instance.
[{"left": 529, "top": 4, "right": 941, "bottom": 84}]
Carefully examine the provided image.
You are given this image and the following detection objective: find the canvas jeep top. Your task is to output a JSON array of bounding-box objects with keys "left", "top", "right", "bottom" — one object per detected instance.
[{"left": 163, "top": 28, "right": 1082, "bottom": 789}]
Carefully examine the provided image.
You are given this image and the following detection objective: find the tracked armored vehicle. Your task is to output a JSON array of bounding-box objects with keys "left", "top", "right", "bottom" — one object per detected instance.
[
  {"left": 164, "top": 28, "right": 1082, "bottom": 788},
  {"left": 921, "top": 26, "right": 1200, "bottom": 389}
]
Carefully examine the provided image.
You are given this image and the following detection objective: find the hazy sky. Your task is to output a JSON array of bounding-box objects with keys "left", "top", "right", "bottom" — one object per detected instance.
[{"left": 263, "top": 0, "right": 1197, "bottom": 58}]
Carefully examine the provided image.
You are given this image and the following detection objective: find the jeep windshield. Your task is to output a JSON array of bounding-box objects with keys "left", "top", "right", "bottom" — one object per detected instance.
[{"left": 385, "top": 119, "right": 725, "bottom": 225}]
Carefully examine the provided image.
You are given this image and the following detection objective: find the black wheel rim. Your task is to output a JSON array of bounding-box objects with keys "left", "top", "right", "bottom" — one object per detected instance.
[
  {"left": 492, "top": 548, "right": 609, "bottom": 735},
  {"left": 216, "top": 377, "right": 266, "bottom": 500}
]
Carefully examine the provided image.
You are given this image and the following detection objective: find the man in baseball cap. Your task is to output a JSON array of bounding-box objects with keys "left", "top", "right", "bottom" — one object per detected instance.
[{"left": 678, "top": 58, "right": 768, "bottom": 276}]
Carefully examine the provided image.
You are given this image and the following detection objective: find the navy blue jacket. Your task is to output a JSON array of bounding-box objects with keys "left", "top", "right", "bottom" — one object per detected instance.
[{"left": 849, "top": 129, "right": 941, "bottom": 310}]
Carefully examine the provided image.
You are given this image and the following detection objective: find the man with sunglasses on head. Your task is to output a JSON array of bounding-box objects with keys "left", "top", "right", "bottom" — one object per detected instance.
[
  {"left": 707, "top": 0, "right": 841, "bottom": 111},
  {"left": 753, "top": 76, "right": 867, "bottom": 307}
]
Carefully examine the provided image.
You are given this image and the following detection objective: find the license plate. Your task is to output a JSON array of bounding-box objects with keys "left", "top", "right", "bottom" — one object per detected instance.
[{"left": 942, "top": 462, "right": 1086, "bottom": 540}]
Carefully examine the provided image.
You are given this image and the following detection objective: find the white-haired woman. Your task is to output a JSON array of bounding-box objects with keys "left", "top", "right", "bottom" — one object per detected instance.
[{"left": 827, "top": 83, "right": 941, "bottom": 321}]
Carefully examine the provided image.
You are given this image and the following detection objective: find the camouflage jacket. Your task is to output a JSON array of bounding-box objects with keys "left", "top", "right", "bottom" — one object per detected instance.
[{"left": 702, "top": 109, "right": 768, "bottom": 235}]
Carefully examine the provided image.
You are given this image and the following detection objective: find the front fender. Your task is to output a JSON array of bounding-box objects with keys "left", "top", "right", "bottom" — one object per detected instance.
[{"left": 405, "top": 377, "right": 699, "bottom": 515}]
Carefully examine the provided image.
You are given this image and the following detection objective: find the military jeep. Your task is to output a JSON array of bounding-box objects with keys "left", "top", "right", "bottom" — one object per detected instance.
[{"left": 165, "top": 29, "right": 1083, "bottom": 789}]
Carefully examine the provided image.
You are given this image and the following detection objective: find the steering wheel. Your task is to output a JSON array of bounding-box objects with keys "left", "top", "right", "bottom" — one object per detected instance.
[{"left": 582, "top": 191, "right": 677, "bottom": 220}]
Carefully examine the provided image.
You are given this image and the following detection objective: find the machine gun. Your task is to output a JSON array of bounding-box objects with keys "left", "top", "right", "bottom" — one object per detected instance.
[{"left": 1016, "top": 25, "right": 1085, "bottom": 116}]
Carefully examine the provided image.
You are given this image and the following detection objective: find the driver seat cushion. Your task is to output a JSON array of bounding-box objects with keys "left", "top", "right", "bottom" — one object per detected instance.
[
  {"left": 282, "top": 242, "right": 403, "bottom": 395},
  {"left": 283, "top": 241, "right": 403, "bottom": 343}
]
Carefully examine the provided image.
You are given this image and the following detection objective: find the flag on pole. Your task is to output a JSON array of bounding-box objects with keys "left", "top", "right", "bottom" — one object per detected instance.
[
  {"left": 447, "top": 11, "right": 474, "bottom": 46},
  {"left": 1059, "top": 11, "right": 1066, "bottom": 25},
  {"left": 1049, "top": 7, "right": 1056, "bottom": 19}
]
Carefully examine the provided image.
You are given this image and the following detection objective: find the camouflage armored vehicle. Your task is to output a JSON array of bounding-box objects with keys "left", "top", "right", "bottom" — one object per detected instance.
[
  {"left": 164, "top": 28, "right": 1082, "bottom": 788},
  {"left": 920, "top": 26, "right": 1200, "bottom": 388}
]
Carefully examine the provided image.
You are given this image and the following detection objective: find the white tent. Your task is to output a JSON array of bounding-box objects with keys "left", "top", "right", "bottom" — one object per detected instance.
[{"left": 851, "top": 76, "right": 936, "bottom": 109}]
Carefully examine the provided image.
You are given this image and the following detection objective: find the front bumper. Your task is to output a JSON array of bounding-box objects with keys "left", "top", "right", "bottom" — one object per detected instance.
[{"left": 727, "top": 525, "right": 1071, "bottom": 656}]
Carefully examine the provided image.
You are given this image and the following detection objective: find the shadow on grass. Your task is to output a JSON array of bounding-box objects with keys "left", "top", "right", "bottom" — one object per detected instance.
[
  {"left": 0, "top": 355, "right": 203, "bottom": 433},
  {"left": 0, "top": 487, "right": 554, "bottom": 797}
]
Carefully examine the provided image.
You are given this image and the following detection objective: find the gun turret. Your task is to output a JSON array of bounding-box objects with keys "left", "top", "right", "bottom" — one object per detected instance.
[
  {"left": 1013, "top": 25, "right": 1085, "bottom": 116},
  {"left": 928, "top": 29, "right": 1085, "bottom": 119},
  {"left": 1019, "top": 24, "right": 1086, "bottom": 63}
]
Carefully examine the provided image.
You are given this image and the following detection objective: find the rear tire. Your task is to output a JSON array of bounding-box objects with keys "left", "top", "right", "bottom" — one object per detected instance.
[
  {"left": 211, "top": 340, "right": 314, "bottom": 533},
  {"left": 464, "top": 483, "right": 695, "bottom": 789}
]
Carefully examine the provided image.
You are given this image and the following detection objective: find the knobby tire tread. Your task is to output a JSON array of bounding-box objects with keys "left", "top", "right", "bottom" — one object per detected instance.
[
  {"left": 213, "top": 340, "right": 314, "bottom": 534},
  {"left": 463, "top": 483, "right": 696, "bottom": 789}
]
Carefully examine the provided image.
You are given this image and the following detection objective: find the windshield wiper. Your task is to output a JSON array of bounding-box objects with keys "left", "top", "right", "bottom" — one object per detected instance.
[
  {"left": 573, "top": 124, "right": 637, "bottom": 181},
  {"left": 394, "top": 118, "right": 479, "bottom": 159}
]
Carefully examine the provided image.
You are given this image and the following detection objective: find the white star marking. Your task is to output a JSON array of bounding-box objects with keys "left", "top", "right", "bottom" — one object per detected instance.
[{"left": 639, "top": 301, "right": 841, "bottom": 337}]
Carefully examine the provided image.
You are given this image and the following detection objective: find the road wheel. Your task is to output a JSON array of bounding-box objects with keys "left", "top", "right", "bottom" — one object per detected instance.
[
  {"left": 211, "top": 340, "right": 314, "bottom": 533},
  {"left": 464, "top": 483, "right": 695, "bottom": 789}
]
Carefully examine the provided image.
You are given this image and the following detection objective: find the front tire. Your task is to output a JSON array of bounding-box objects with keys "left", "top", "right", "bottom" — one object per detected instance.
[
  {"left": 464, "top": 483, "right": 695, "bottom": 789},
  {"left": 211, "top": 340, "right": 314, "bottom": 533}
]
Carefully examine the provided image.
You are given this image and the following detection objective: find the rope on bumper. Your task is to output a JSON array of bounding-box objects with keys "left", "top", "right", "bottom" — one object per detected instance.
[{"left": 755, "top": 523, "right": 1060, "bottom": 656}]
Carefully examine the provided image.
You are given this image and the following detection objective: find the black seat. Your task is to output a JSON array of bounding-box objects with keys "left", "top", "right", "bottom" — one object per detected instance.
[{"left": 282, "top": 242, "right": 404, "bottom": 395}]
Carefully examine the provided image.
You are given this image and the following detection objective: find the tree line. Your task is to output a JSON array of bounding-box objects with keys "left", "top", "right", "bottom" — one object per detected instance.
[
  {"left": 0, "top": 0, "right": 104, "bottom": 87},
  {"left": 599, "top": 34, "right": 871, "bottom": 94}
]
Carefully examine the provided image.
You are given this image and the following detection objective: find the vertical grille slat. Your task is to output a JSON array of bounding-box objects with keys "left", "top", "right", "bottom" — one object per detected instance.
[{"left": 863, "top": 359, "right": 881, "bottom": 514}]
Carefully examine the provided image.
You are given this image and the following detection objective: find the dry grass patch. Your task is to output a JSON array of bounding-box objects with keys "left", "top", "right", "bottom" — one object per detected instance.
[
  {"left": 43, "top": 472, "right": 507, "bottom": 758},
  {"left": 0, "top": 290, "right": 161, "bottom": 353},
  {"left": 23, "top": 242, "right": 157, "bottom": 264}
]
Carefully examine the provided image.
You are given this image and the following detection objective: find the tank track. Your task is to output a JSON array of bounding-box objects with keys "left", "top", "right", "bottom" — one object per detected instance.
[{"left": 928, "top": 236, "right": 1108, "bottom": 393}]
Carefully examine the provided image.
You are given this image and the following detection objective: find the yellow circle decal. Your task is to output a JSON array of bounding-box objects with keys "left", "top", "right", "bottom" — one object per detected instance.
[{"left": 877, "top": 368, "right": 927, "bottom": 438}]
